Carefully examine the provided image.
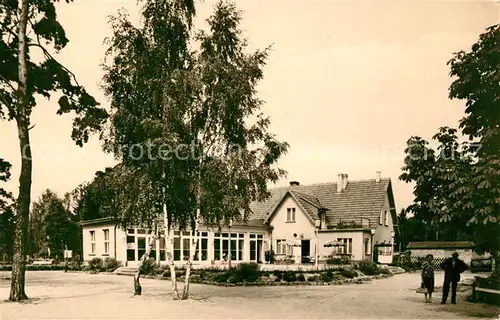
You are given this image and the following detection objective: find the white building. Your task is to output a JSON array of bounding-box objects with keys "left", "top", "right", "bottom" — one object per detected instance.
[{"left": 81, "top": 172, "right": 398, "bottom": 267}]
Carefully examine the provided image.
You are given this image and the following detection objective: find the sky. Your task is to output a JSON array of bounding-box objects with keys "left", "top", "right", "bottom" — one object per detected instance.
[{"left": 0, "top": 0, "right": 499, "bottom": 210}]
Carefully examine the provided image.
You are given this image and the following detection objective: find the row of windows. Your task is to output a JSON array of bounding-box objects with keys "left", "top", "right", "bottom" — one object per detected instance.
[{"left": 125, "top": 231, "right": 264, "bottom": 262}]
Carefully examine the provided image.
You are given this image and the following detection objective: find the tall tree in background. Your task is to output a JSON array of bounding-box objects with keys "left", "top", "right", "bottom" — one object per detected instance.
[
  {"left": 400, "top": 24, "right": 500, "bottom": 277},
  {"left": 446, "top": 24, "right": 500, "bottom": 277},
  {"left": 73, "top": 168, "right": 117, "bottom": 221},
  {"left": 43, "top": 195, "right": 80, "bottom": 259},
  {"left": 102, "top": 0, "right": 288, "bottom": 298},
  {"left": 29, "top": 189, "right": 80, "bottom": 258},
  {"left": 400, "top": 128, "right": 476, "bottom": 242},
  {"left": 0, "top": 0, "right": 108, "bottom": 300}
]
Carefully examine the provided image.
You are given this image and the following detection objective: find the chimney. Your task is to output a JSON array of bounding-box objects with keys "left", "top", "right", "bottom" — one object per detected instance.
[
  {"left": 289, "top": 181, "right": 300, "bottom": 187},
  {"left": 376, "top": 171, "right": 381, "bottom": 183},
  {"left": 337, "top": 173, "right": 348, "bottom": 192}
]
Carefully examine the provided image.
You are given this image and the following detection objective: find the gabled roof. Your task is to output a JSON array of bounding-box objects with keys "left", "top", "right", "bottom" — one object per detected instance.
[
  {"left": 261, "top": 189, "right": 326, "bottom": 224},
  {"left": 249, "top": 178, "right": 393, "bottom": 228}
]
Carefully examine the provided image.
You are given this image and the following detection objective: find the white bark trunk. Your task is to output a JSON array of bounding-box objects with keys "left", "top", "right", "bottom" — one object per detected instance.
[
  {"left": 163, "top": 206, "right": 180, "bottom": 300},
  {"left": 181, "top": 209, "right": 200, "bottom": 300},
  {"left": 133, "top": 228, "right": 157, "bottom": 295}
]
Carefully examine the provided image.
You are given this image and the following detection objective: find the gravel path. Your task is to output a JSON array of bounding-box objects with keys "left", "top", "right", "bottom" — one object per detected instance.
[{"left": 0, "top": 270, "right": 498, "bottom": 319}]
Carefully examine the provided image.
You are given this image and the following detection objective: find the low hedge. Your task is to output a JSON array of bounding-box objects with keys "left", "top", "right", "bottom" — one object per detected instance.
[{"left": 0, "top": 264, "right": 81, "bottom": 271}]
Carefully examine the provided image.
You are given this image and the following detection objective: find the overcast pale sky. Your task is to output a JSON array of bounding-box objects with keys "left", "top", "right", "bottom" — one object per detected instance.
[{"left": 0, "top": 0, "right": 498, "bottom": 210}]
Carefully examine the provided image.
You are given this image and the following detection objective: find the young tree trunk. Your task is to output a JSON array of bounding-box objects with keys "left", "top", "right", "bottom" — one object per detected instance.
[
  {"left": 163, "top": 207, "right": 179, "bottom": 300},
  {"left": 10, "top": 0, "right": 31, "bottom": 302},
  {"left": 181, "top": 209, "right": 200, "bottom": 300},
  {"left": 133, "top": 228, "right": 157, "bottom": 295}
]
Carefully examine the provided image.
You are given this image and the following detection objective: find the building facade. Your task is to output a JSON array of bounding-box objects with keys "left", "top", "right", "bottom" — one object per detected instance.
[{"left": 81, "top": 172, "right": 398, "bottom": 266}]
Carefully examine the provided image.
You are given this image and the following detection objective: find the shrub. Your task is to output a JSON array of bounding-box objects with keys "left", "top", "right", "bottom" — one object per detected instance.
[
  {"left": 273, "top": 270, "right": 283, "bottom": 281},
  {"left": 297, "top": 273, "right": 305, "bottom": 281},
  {"left": 379, "top": 268, "right": 391, "bottom": 275},
  {"left": 282, "top": 271, "right": 297, "bottom": 282},
  {"left": 228, "top": 262, "right": 260, "bottom": 283},
  {"left": 340, "top": 269, "right": 357, "bottom": 278},
  {"left": 358, "top": 261, "right": 380, "bottom": 276},
  {"left": 88, "top": 257, "right": 103, "bottom": 271},
  {"left": 322, "top": 270, "right": 334, "bottom": 282},
  {"left": 140, "top": 258, "right": 157, "bottom": 275},
  {"left": 214, "top": 272, "right": 230, "bottom": 283},
  {"left": 326, "top": 257, "right": 344, "bottom": 265},
  {"left": 104, "top": 257, "right": 119, "bottom": 272}
]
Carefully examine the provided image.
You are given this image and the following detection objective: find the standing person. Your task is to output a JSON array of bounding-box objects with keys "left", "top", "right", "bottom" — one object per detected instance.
[
  {"left": 440, "top": 252, "right": 468, "bottom": 304},
  {"left": 421, "top": 254, "right": 435, "bottom": 303}
]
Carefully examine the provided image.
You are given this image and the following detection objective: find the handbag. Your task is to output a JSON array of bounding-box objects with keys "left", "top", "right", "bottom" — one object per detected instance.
[{"left": 416, "top": 282, "right": 428, "bottom": 294}]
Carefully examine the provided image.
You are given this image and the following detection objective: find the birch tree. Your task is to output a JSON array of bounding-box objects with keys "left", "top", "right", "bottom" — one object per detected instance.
[
  {"left": 0, "top": 0, "right": 107, "bottom": 301},
  {"left": 102, "top": 0, "right": 287, "bottom": 298},
  {"left": 178, "top": 1, "right": 288, "bottom": 299},
  {"left": 101, "top": 0, "right": 197, "bottom": 297}
]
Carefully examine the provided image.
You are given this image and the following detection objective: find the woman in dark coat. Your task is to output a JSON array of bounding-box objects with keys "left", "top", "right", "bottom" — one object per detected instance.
[{"left": 421, "top": 254, "right": 435, "bottom": 303}]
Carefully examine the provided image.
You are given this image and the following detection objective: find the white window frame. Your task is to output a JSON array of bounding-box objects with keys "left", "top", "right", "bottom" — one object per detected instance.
[
  {"left": 384, "top": 210, "right": 389, "bottom": 226},
  {"left": 286, "top": 208, "right": 296, "bottom": 222},
  {"left": 276, "top": 239, "right": 287, "bottom": 255},
  {"left": 379, "top": 246, "right": 392, "bottom": 256},
  {"left": 90, "top": 230, "right": 96, "bottom": 254},
  {"left": 337, "top": 238, "right": 353, "bottom": 254},
  {"left": 103, "top": 229, "right": 110, "bottom": 254}
]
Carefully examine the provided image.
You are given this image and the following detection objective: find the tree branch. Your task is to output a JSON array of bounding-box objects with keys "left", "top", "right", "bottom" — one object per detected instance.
[{"left": 27, "top": 23, "right": 81, "bottom": 88}]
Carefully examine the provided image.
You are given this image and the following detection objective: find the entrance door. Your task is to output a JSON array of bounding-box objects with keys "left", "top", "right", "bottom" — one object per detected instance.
[{"left": 301, "top": 240, "right": 311, "bottom": 263}]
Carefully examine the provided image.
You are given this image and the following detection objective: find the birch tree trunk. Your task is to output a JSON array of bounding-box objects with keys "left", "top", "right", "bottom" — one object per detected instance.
[
  {"left": 133, "top": 228, "right": 157, "bottom": 295},
  {"left": 163, "top": 206, "right": 180, "bottom": 300},
  {"left": 181, "top": 209, "right": 200, "bottom": 300},
  {"left": 10, "top": 0, "right": 31, "bottom": 302}
]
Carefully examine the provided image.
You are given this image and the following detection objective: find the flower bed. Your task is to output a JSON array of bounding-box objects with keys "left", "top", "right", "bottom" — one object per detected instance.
[{"left": 69, "top": 259, "right": 394, "bottom": 287}]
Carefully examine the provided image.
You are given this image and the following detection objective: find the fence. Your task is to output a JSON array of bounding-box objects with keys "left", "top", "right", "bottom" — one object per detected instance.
[
  {"left": 396, "top": 255, "right": 447, "bottom": 270},
  {"left": 397, "top": 255, "right": 493, "bottom": 272}
]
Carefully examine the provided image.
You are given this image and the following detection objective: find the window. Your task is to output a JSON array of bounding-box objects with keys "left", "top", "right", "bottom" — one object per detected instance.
[
  {"left": 364, "top": 238, "right": 371, "bottom": 255},
  {"left": 379, "top": 246, "right": 392, "bottom": 256},
  {"left": 276, "top": 239, "right": 288, "bottom": 255},
  {"left": 103, "top": 229, "right": 110, "bottom": 254},
  {"left": 174, "top": 236, "right": 181, "bottom": 261},
  {"left": 159, "top": 237, "right": 166, "bottom": 261},
  {"left": 127, "top": 235, "right": 135, "bottom": 261},
  {"left": 138, "top": 237, "right": 146, "bottom": 260},
  {"left": 183, "top": 238, "right": 190, "bottom": 261},
  {"left": 214, "top": 233, "right": 244, "bottom": 261},
  {"left": 379, "top": 210, "right": 383, "bottom": 225},
  {"left": 337, "top": 238, "right": 353, "bottom": 254},
  {"left": 384, "top": 210, "right": 389, "bottom": 226},
  {"left": 286, "top": 208, "right": 296, "bottom": 222},
  {"left": 89, "top": 231, "right": 96, "bottom": 254}
]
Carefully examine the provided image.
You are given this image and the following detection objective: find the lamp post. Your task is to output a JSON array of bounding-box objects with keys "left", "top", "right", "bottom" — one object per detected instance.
[
  {"left": 370, "top": 229, "right": 376, "bottom": 262},
  {"left": 314, "top": 218, "right": 321, "bottom": 268}
]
